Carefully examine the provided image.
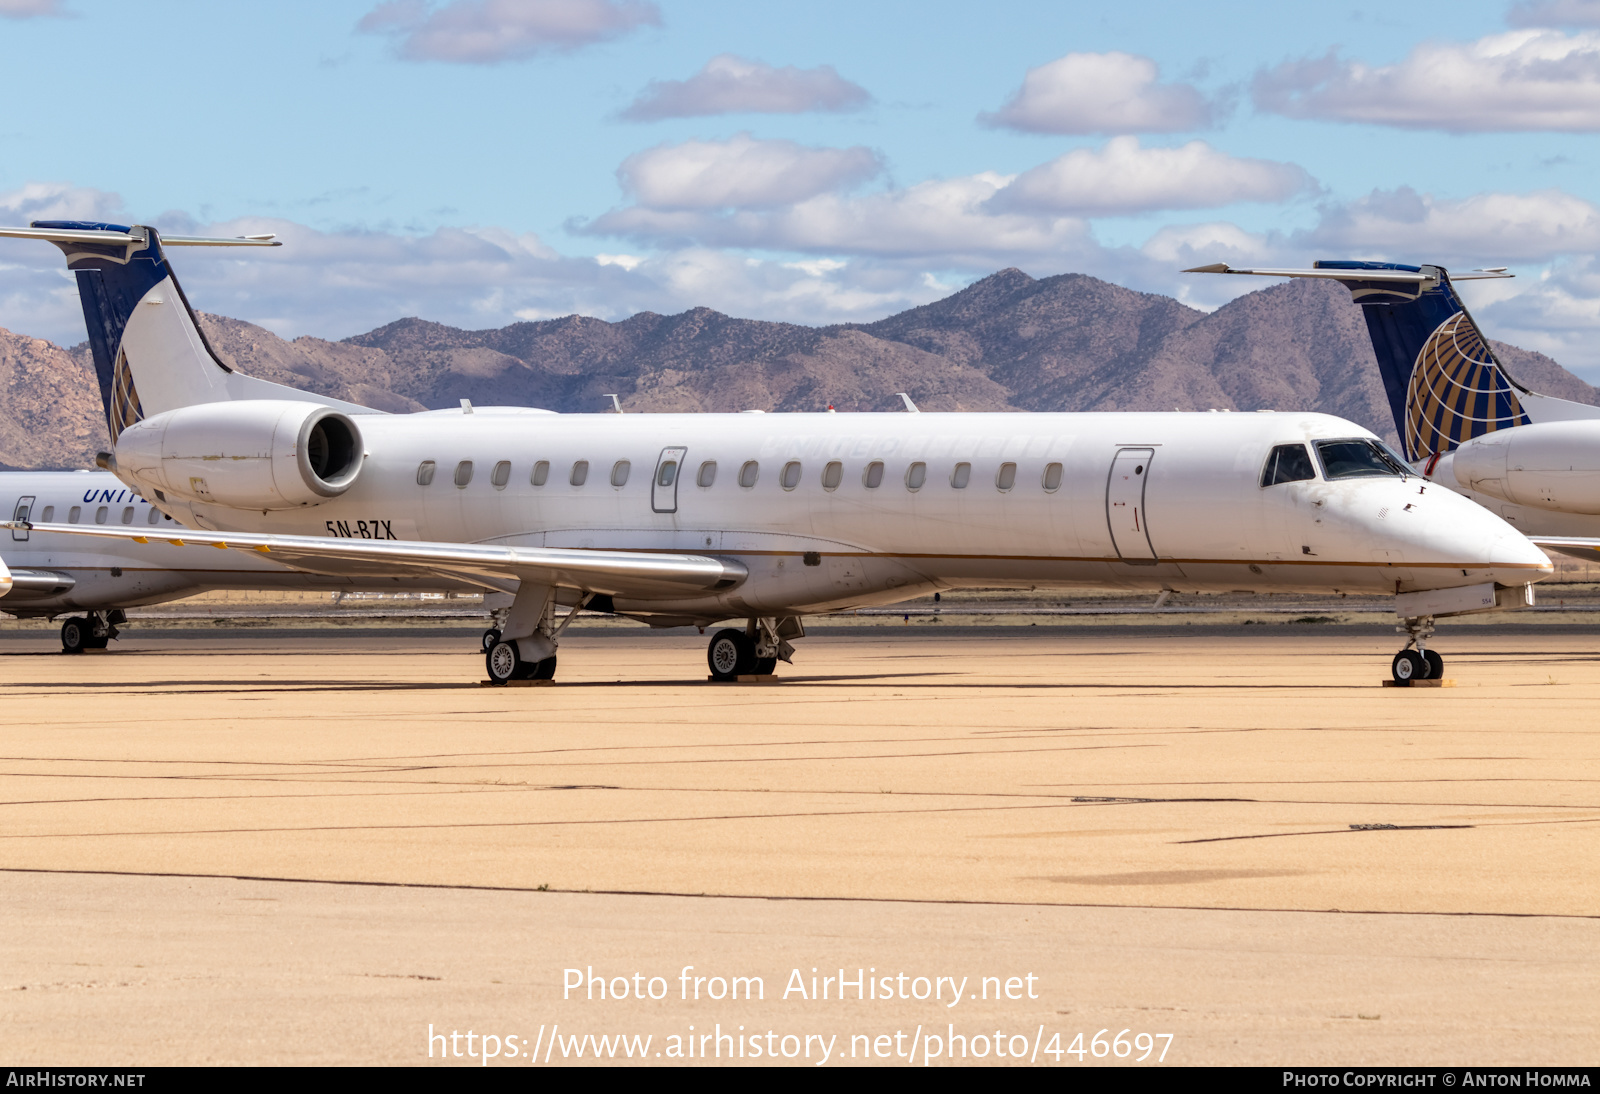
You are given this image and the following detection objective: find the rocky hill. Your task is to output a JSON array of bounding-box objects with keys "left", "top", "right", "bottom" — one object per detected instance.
[{"left": 0, "top": 270, "right": 1593, "bottom": 470}]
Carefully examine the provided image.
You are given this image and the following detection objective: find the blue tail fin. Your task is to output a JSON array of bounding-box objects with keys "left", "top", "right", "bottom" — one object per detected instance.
[
  {"left": 1313, "top": 260, "right": 1529, "bottom": 461},
  {"left": 2, "top": 220, "right": 372, "bottom": 442},
  {"left": 31, "top": 220, "right": 239, "bottom": 442}
]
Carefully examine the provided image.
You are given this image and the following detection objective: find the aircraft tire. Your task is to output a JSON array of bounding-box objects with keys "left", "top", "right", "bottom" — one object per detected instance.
[
  {"left": 531, "top": 655, "right": 557, "bottom": 680},
  {"left": 482, "top": 628, "right": 501, "bottom": 653},
  {"left": 60, "top": 617, "right": 89, "bottom": 654},
  {"left": 485, "top": 640, "right": 522, "bottom": 685},
  {"left": 753, "top": 656, "right": 777, "bottom": 675},
  {"left": 1423, "top": 650, "right": 1444, "bottom": 679},
  {"left": 707, "top": 629, "right": 754, "bottom": 681},
  {"left": 1391, "top": 650, "right": 1426, "bottom": 682}
]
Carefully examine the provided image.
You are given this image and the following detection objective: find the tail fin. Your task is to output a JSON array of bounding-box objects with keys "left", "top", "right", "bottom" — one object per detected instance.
[
  {"left": 1184, "top": 260, "right": 1542, "bottom": 460},
  {"left": 1311, "top": 261, "right": 1528, "bottom": 461},
  {"left": 3, "top": 221, "right": 371, "bottom": 442}
]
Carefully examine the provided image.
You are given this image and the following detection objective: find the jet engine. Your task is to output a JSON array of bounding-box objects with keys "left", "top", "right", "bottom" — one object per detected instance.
[
  {"left": 1450, "top": 419, "right": 1600, "bottom": 515},
  {"left": 114, "top": 400, "right": 364, "bottom": 510}
]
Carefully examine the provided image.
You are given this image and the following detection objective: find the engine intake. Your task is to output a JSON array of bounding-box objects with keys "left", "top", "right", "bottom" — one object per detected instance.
[{"left": 114, "top": 400, "right": 364, "bottom": 510}]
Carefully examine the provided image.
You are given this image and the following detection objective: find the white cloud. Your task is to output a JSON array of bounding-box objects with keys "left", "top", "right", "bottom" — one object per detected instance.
[
  {"left": 0, "top": 181, "right": 123, "bottom": 224},
  {"left": 0, "top": 0, "right": 65, "bottom": 16},
  {"left": 1300, "top": 186, "right": 1600, "bottom": 260},
  {"left": 619, "top": 54, "right": 870, "bottom": 121},
  {"left": 990, "top": 137, "right": 1311, "bottom": 215},
  {"left": 356, "top": 0, "right": 659, "bottom": 64},
  {"left": 1508, "top": 0, "right": 1600, "bottom": 27},
  {"left": 1254, "top": 30, "right": 1600, "bottom": 131},
  {"left": 980, "top": 51, "right": 1214, "bottom": 134},
  {"left": 615, "top": 134, "right": 882, "bottom": 210},
  {"left": 587, "top": 170, "right": 1101, "bottom": 264}
]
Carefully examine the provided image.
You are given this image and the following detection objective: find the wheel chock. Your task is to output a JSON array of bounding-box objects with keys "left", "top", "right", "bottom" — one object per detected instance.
[
  {"left": 1381, "top": 678, "right": 1456, "bottom": 688},
  {"left": 479, "top": 679, "right": 556, "bottom": 687},
  {"left": 706, "top": 675, "right": 781, "bottom": 683}
]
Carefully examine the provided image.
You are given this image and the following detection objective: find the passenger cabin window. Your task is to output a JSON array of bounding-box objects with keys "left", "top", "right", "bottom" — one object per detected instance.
[
  {"left": 781, "top": 461, "right": 802, "bottom": 490},
  {"left": 906, "top": 462, "right": 927, "bottom": 491},
  {"left": 951, "top": 462, "right": 971, "bottom": 489},
  {"left": 654, "top": 460, "right": 674, "bottom": 487},
  {"left": 40, "top": 506, "right": 54, "bottom": 522},
  {"left": 68, "top": 506, "right": 81, "bottom": 523},
  {"left": 531, "top": 461, "right": 550, "bottom": 486},
  {"left": 454, "top": 460, "right": 473, "bottom": 488},
  {"left": 697, "top": 461, "right": 717, "bottom": 488},
  {"left": 996, "top": 462, "right": 1017, "bottom": 491},
  {"left": 613, "top": 460, "right": 632, "bottom": 487},
  {"left": 416, "top": 461, "right": 436, "bottom": 486},
  {"left": 821, "top": 461, "right": 843, "bottom": 490},
  {"left": 147, "top": 508, "right": 161, "bottom": 525},
  {"left": 491, "top": 461, "right": 511, "bottom": 488},
  {"left": 1261, "top": 444, "right": 1316, "bottom": 487},
  {"left": 738, "top": 461, "right": 759, "bottom": 488},
  {"left": 95, "top": 506, "right": 108, "bottom": 524},
  {"left": 863, "top": 461, "right": 884, "bottom": 488},
  {"left": 121, "top": 506, "right": 134, "bottom": 524},
  {"left": 1042, "top": 463, "right": 1063, "bottom": 492},
  {"left": 570, "top": 460, "right": 589, "bottom": 487},
  {"left": 1313, "top": 439, "right": 1405, "bottom": 481}
]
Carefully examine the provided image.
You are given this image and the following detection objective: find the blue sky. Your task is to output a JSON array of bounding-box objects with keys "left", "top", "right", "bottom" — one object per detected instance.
[{"left": 5, "top": 0, "right": 1600, "bottom": 377}]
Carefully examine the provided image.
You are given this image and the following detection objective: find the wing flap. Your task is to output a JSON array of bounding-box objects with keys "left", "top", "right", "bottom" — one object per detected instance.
[{"left": 2, "top": 522, "right": 746, "bottom": 599}]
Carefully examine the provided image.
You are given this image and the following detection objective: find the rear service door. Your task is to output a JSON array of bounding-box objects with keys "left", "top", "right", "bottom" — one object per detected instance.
[
  {"left": 11, "top": 495, "right": 33, "bottom": 541},
  {"left": 652, "top": 447, "right": 688, "bottom": 514},
  {"left": 1106, "top": 449, "right": 1157, "bottom": 561}
]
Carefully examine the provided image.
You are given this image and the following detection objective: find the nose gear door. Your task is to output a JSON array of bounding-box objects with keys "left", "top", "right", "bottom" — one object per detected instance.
[
  {"left": 652, "top": 447, "right": 687, "bottom": 514},
  {"left": 11, "top": 495, "right": 34, "bottom": 541},
  {"left": 1106, "top": 449, "right": 1157, "bottom": 561}
]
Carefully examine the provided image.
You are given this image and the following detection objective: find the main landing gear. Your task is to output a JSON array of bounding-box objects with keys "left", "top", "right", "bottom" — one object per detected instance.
[
  {"left": 1392, "top": 615, "right": 1445, "bottom": 682},
  {"left": 60, "top": 610, "right": 122, "bottom": 653},
  {"left": 706, "top": 617, "right": 802, "bottom": 681},
  {"left": 483, "top": 587, "right": 588, "bottom": 685}
]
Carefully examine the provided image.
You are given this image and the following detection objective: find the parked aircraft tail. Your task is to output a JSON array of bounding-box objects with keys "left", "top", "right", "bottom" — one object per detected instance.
[
  {"left": 1185, "top": 260, "right": 1600, "bottom": 463},
  {"left": 0, "top": 222, "right": 370, "bottom": 442}
]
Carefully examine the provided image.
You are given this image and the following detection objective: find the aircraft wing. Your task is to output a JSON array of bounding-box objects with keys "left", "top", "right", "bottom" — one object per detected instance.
[
  {"left": 1525, "top": 536, "right": 1600, "bottom": 564},
  {"left": 1, "top": 521, "right": 747, "bottom": 599}
]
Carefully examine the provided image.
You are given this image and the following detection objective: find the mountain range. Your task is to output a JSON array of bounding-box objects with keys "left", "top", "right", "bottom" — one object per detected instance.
[{"left": 1, "top": 269, "right": 1594, "bottom": 471}]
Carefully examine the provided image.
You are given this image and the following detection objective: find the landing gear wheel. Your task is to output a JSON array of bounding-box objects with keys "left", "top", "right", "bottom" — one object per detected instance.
[
  {"left": 1423, "top": 650, "right": 1444, "bottom": 680},
  {"left": 482, "top": 628, "right": 501, "bottom": 653},
  {"left": 486, "top": 640, "right": 522, "bottom": 685},
  {"left": 60, "top": 617, "right": 89, "bottom": 654},
  {"left": 1392, "top": 650, "right": 1426, "bottom": 682},
  {"left": 753, "top": 656, "right": 777, "bottom": 676},
  {"left": 531, "top": 655, "right": 557, "bottom": 680},
  {"left": 707, "top": 628, "right": 755, "bottom": 681}
]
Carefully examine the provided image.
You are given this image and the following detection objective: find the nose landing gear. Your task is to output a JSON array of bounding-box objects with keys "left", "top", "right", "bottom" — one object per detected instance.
[{"left": 1392, "top": 615, "right": 1444, "bottom": 682}]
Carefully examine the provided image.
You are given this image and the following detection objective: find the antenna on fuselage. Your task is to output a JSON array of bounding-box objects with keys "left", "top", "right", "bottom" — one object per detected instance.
[
  {"left": 604, "top": 394, "right": 624, "bottom": 413},
  {"left": 897, "top": 392, "right": 920, "bottom": 413}
]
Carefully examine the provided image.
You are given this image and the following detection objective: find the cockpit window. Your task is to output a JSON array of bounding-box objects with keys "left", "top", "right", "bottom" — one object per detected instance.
[
  {"left": 1314, "top": 438, "right": 1409, "bottom": 480},
  {"left": 1261, "top": 443, "right": 1316, "bottom": 487}
]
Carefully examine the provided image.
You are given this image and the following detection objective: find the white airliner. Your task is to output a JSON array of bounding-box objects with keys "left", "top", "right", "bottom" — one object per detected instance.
[
  {"left": 1187, "top": 260, "right": 1600, "bottom": 563},
  {"left": 0, "top": 223, "right": 1556, "bottom": 683},
  {"left": 2, "top": 470, "right": 476, "bottom": 651}
]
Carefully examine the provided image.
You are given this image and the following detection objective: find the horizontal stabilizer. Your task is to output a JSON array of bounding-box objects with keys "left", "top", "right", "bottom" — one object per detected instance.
[
  {"left": 0, "top": 225, "right": 279, "bottom": 247},
  {"left": 1183, "top": 262, "right": 1511, "bottom": 282},
  {"left": 0, "top": 521, "right": 747, "bottom": 601}
]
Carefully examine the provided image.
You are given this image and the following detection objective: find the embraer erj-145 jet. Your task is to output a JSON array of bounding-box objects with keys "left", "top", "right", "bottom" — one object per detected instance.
[
  {"left": 1187, "top": 260, "right": 1600, "bottom": 566},
  {"left": 2, "top": 470, "right": 474, "bottom": 651},
  {"left": 0, "top": 222, "right": 1554, "bottom": 684}
]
